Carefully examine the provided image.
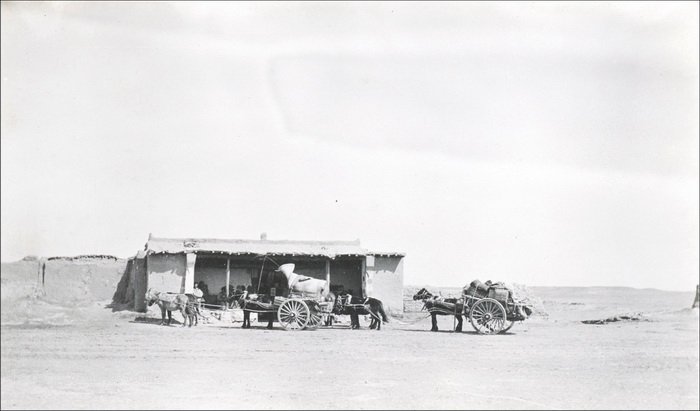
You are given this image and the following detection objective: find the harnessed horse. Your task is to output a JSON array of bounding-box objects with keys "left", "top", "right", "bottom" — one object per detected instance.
[
  {"left": 330, "top": 292, "right": 389, "bottom": 330},
  {"left": 412, "top": 288, "right": 464, "bottom": 332},
  {"left": 238, "top": 291, "right": 276, "bottom": 329}
]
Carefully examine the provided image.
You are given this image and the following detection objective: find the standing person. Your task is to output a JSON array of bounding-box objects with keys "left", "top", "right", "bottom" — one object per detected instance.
[{"left": 193, "top": 282, "right": 204, "bottom": 311}]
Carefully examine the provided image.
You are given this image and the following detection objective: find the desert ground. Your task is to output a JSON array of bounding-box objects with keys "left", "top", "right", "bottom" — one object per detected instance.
[{"left": 1, "top": 284, "right": 698, "bottom": 410}]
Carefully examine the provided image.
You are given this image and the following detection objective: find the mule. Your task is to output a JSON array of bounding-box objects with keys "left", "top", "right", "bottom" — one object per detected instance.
[
  {"left": 146, "top": 288, "right": 199, "bottom": 327},
  {"left": 330, "top": 292, "right": 389, "bottom": 330},
  {"left": 412, "top": 288, "right": 464, "bottom": 332}
]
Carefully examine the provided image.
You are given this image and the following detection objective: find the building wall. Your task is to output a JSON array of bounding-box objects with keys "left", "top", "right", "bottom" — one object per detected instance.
[
  {"left": 330, "top": 258, "right": 363, "bottom": 296},
  {"left": 286, "top": 259, "right": 326, "bottom": 279},
  {"left": 125, "top": 259, "right": 135, "bottom": 304},
  {"left": 228, "top": 268, "right": 253, "bottom": 290},
  {"left": 193, "top": 257, "right": 226, "bottom": 299},
  {"left": 196, "top": 266, "right": 254, "bottom": 293},
  {"left": 193, "top": 263, "right": 253, "bottom": 301},
  {"left": 147, "top": 254, "right": 186, "bottom": 294},
  {"left": 275, "top": 258, "right": 363, "bottom": 296},
  {"left": 193, "top": 256, "right": 257, "bottom": 298},
  {"left": 365, "top": 256, "right": 404, "bottom": 314},
  {"left": 133, "top": 257, "right": 147, "bottom": 312}
]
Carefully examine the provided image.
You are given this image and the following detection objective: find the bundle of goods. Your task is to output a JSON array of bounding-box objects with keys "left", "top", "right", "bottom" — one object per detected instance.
[
  {"left": 463, "top": 279, "right": 490, "bottom": 299},
  {"left": 486, "top": 283, "right": 512, "bottom": 302},
  {"left": 463, "top": 279, "right": 512, "bottom": 302}
]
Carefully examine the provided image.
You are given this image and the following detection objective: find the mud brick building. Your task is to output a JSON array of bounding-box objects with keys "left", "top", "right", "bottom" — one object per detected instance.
[{"left": 129, "top": 234, "right": 405, "bottom": 313}]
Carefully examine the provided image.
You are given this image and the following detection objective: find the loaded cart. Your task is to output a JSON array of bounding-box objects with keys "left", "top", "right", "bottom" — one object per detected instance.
[
  {"left": 239, "top": 289, "right": 334, "bottom": 331},
  {"left": 462, "top": 280, "right": 533, "bottom": 335},
  {"left": 275, "top": 295, "right": 332, "bottom": 330},
  {"left": 238, "top": 258, "right": 334, "bottom": 331},
  {"left": 207, "top": 292, "right": 333, "bottom": 330}
]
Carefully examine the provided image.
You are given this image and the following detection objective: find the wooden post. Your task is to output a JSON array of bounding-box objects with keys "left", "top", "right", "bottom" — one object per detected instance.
[
  {"left": 139, "top": 254, "right": 149, "bottom": 313},
  {"left": 226, "top": 257, "right": 231, "bottom": 299},
  {"left": 325, "top": 259, "right": 331, "bottom": 290},
  {"left": 453, "top": 298, "right": 458, "bottom": 332},
  {"left": 361, "top": 257, "right": 369, "bottom": 298},
  {"left": 693, "top": 284, "right": 699, "bottom": 309},
  {"left": 184, "top": 253, "right": 196, "bottom": 293}
]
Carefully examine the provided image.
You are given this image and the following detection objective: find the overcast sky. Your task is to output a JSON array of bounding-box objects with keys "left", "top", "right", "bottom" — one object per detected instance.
[{"left": 1, "top": 2, "right": 698, "bottom": 290}]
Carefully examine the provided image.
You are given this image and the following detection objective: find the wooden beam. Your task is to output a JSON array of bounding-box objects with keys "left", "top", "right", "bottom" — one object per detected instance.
[
  {"left": 226, "top": 257, "right": 231, "bottom": 298},
  {"left": 361, "top": 257, "right": 368, "bottom": 298},
  {"left": 184, "top": 253, "right": 197, "bottom": 293}
]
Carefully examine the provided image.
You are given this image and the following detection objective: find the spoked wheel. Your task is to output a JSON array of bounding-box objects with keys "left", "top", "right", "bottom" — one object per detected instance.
[
  {"left": 306, "top": 301, "right": 328, "bottom": 330},
  {"left": 470, "top": 298, "right": 507, "bottom": 335},
  {"left": 307, "top": 310, "right": 323, "bottom": 330},
  {"left": 278, "top": 299, "right": 310, "bottom": 330}
]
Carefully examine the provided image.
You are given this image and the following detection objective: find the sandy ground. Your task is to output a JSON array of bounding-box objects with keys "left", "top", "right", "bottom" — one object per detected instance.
[{"left": 1, "top": 301, "right": 698, "bottom": 410}]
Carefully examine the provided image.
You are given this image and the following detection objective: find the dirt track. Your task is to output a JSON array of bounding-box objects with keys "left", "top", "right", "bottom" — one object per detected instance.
[{"left": 1, "top": 306, "right": 698, "bottom": 410}]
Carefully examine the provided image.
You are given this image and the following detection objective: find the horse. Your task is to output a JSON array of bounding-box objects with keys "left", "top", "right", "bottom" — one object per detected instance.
[
  {"left": 237, "top": 268, "right": 297, "bottom": 329},
  {"left": 145, "top": 288, "right": 199, "bottom": 327},
  {"left": 330, "top": 292, "right": 389, "bottom": 330},
  {"left": 238, "top": 291, "right": 274, "bottom": 329},
  {"left": 412, "top": 288, "right": 464, "bottom": 332}
]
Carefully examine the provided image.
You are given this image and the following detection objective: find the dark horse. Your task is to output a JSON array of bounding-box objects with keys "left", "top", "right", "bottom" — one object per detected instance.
[
  {"left": 412, "top": 288, "right": 464, "bottom": 332},
  {"left": 238, "top": 293, "right": 275, "bottom": 329},
  {"left": 146, "top": 288, "right": 199, "bottom": 327},
  {"left": 330, "top": 293, "right": 389, "bottom": 330},
  {"left": 239, "top": 270, "right": 289, "bottom": 329}
]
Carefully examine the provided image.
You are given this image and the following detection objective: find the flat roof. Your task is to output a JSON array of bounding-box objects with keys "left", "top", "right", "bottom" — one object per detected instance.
[{"left": 144, "top": 236, "right": 404, "bottom": 258}]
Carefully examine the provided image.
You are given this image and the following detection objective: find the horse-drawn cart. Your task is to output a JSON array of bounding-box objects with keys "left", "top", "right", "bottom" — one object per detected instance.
[
  {"left": 414, "top": 280, "right": 533, "bottom": 334},
  {"left": 238, "top": 261, "right": 336, "bottom": 331},
  {"left": 462, "top": 280, "right": 531, "bottom": 334},
  {"left": 241, "top": 294, "right": 333, "bottom": 330}
]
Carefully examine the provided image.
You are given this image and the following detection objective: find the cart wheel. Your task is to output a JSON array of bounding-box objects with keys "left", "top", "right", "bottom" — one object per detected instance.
[
  {"left": 500, "top": 320, "right": 515, "bottom": 333},
  {"left": 306, "top": 301, "right": 325, "bottom": 330},
  {"left": 307, "top": 311, "right": 323, "bottom": 329},
  {"left": 278, "top": 299, "right": 310, "bottom": 330},
  {"left": 470, "top": 298, "right": 507, "bottom": 335}
]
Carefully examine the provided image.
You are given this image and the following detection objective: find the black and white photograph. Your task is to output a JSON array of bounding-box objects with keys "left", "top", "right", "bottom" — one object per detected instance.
[{"left": 1, "top": 1, "right": 698, "bottom": 409}]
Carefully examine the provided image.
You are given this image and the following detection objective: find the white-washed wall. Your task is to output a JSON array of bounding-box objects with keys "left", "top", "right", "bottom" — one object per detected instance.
[
  {"left": 366, "top": 256, "right": 404, "bottom": 313},
  {"left": 147, "top": 254, "right": 186, "bottom": 293}
]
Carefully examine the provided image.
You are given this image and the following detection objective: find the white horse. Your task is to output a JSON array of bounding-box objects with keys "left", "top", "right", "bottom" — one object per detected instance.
[{"left": 276, "top": 263, "right": 329, "bottom": 298}]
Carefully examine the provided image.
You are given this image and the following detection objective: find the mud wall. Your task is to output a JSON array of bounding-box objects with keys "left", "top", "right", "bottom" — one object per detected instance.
[
  {"left": 146, "top": 253, "right": 186, "bottom": 293},
  {"left": 366, "top": 256, "right": 404, "bottom": 314},
  {"left": 42, "top": 257, "right": 129, "bottom": 305},
  {"left": 193, "top": 256, "right": 229, "bottom": 300},
  {"left": 0, "top": 257, "right": 129, "bottom": 309},
  {"left": 1, "top": 260, "right": 42, "bottom": 307},
  {"left": 132, "top": 257, "right": 147, "bottom": 311}
]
